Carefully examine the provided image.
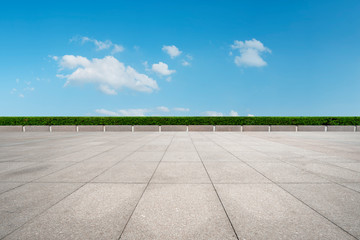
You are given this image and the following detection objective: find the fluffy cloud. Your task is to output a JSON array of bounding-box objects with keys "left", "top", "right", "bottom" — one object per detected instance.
[
  {"left": 72, "top": 36, "right": 124, "bottom": 54},
  {"left": 57, "top": 55, "right": 158, "bottom": 95},
  {"left": 157, "top": 106, "right": 170, "bottom": 112},
  {"left": 231, "top": 39, "right": 271, "bottom": 67},
  {"left": 95, "top": 109, "right": 120, "bottom": 116},
  {"left": 96, "top": 108, "right": 149, "bottom": 116},
  {"left": 174, "top": 107, "right": 190, "bottom": 112},
  {"left": 112, "top": 44, "right": 125, "bottom": 54},
  {"left": 248, "top": 114, "right": 255, "bottom": 117},
  {"left": 95, "top": 106, "right": 191, "bottom": 116},
  {"left": 118, "top": 109, "right": 148, "bottom": 116},
  {"left": 152, "top": 62, "right": 176, "bottom": 76},
  {"left": 182, "top": 60, "right": 190, "bottom": 66},
  {"left": 229, "top": 110, "right": 239, "bottom": 116},
  {"left": 204, "top": 111, "right": 223, "bottom": 116},
  {"left": 162, "top": 45, "right": 182, "bottom": 58}
]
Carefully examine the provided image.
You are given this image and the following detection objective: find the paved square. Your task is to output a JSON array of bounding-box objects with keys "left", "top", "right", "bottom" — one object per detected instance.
[{"left": 0, "top": 132, "right": 359, "bottom": 239}]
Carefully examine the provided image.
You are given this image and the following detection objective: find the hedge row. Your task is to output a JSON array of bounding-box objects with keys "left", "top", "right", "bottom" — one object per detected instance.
[{"left": 0, "top": 117, "right": 359, "bottom": 126}]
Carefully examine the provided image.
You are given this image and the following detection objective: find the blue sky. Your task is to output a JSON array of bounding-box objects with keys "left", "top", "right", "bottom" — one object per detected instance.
[{"left": 1, "top": 0, "right": 359, "bottom": 116}]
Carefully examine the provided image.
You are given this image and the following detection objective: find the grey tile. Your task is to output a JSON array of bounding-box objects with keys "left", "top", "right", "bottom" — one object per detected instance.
[
  {"left": 281, "top": 183, "right": 360, "bottom": 239},
  {"left": 204, "top": 162, "right": 270, "bottom": 183},
  {"left": 0, "top": 183, "right": 81, "bottom": 239},
  {"left": 331, "top": 162, "right": 360, "bottom": 173},
  {"left": 291, "top": 162, "right": 360, "bottom": 183},
  {"left": 198, "top": 151, "right": 239, "bottom": 161},
  {"left": 162, "top": 151, "right": 200, "bottom": 161},
  {"left": 151, "top": 162, "right": 210, "bottom": 183},
  {"left": 93, "top": 162, "right": 158, "bottom": 183},
  {"left": 0, "top": 162, "right": 36, "bottom": 174},
  {"left": 341, "top": 183, "right": 360, "bottom": 192},
  {"left": 249, "top": 162, "right": 329, "bottom": 183},
  {"left": 216, "top": 184, "right": 355, "bottom": 240},
  {"left": 122, "top": 151, "right": 164, "bottom": 162},
  {"left": 0, "top": 162, "right": 74, "bottom": 182},
  {"left": 36, "top": 161, "right": 115, "bottom": 183},
  {"left": 0, "top": 182, "right": 23, "bottom": 194},
  {"left": 5, "top": 183, "right": 146, "bottom": 240},
  {"left": 120, "top": 184, "right": 237, "bottom": 240}
]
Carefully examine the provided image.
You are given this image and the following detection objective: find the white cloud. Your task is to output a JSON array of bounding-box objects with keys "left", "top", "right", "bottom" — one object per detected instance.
[
  {"left": 182, "top": 60, "right": 190, "bottom": 66},
  {"left": 186, "top": 54, "right": 193, "bottom": 60},
  {"left": 96, "top": 108, "right": 149, "bottom": 116},
  {"left": 57, "top": 55, "right": 158, "bottom": 95},
  {"left": 152, "top": 62, "right": 176, "bottom": 76},
  {"left": 229, "top": 110, "right": 238, "bottom": 116},
  {"left": 231, "top": 39, "right": 271, "bottom": 67},
  {"left": 60, "top": 55, "right": 90, "bottom": 69},
  {"left": 157, "top": 106, "right": 170, "bottom": 112},
  {"left": 99, "top": 85, "right": 117, "bottom": 95},
  {"left": 72, "top": 36, "right": 124, "bottom": 54},
  {"left": 112, "top": 44, "right": 124, "bottom": 54},
  {"left": 248, "top": 114, "right": 255, "bottom": 117},
  {"left": 24, "top": 87, "right": 35, "bottom": 92},
  {"left": 81, "top": 36, "right": 112, "bottom": 50},
  {"left": 10, "top": 88, "right": 17, "bottom": 94},
  {"left": 162, "top": 45, "right": 182, "bottom": 58},
  {"left": 118, "top": 109, "right": 148, "bottom": 116},
  {"left": 174, "top": 107, "right": 190, "bottom": 112},
  {"left": 19, "top": 94, "right": 24, "bottom": 98},
  {"left": 95, "top": 109, "right": 120, "bottom": 116},
  {"left": 204, "top": 111, "right": 223, "bottom": 116}
]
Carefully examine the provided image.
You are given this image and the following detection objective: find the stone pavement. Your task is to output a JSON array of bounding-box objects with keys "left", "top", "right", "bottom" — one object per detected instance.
[{"left": 0, "top": 132, "right": 359, "bottom": 240}]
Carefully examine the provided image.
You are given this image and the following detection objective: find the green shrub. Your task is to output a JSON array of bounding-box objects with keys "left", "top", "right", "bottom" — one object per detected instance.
[{"left": 0, "top": 116, "right": 359, "bottom": 125}]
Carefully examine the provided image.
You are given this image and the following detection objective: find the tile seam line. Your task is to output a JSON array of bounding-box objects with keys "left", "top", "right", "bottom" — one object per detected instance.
[
  {"left": 242, "top": 134, "right": 360, "bottom": 195},
  {"left": 0, "top": 133, "right": 162, "bottom": 240},
  {"left": 0, "top": 134, "right": 134, "bottom": 197},
  {"left": 234, "top": 133, "right": 360, "bottom": 194},
  {"left": 117, "top": 133, "right": 176, "bottom": 240},
  {"left": 246, "top": 133, "right": 356, "bottom": 163},
  {"left": 207, "top": 132, "right": 358, "bottom": 240},
  {"left": 7, "top": 181, "right": 359, "bottom": 185},
  {"left": 190, "top": 132, "right": 240, "bottom": 240}
]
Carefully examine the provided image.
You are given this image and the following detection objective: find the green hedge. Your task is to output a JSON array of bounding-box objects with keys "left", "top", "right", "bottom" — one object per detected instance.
[{"left": 0, "top": 117, "right": 359, "bottom": 126}]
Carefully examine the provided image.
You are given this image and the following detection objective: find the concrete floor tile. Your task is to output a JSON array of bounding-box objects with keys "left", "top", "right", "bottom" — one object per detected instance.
[
  {"left": 0, "top": 183, "right": 81, "bottom": 238},
  {"left": 204, "top": 162, "right": 270, "bottom": 183},
  {"left": 120, "top": 184, "right": 237, "bottom": 240},
  {"left": 0, "top": 162, "right": 36, "bottom": 174},
  {"left": 138, "top": 144, "right": 168, "bottom": 152},
  {"left": 216, "top": 184, "right": 355, "bottom": 240},
  {"left": 232, "top": 151, "right": 281, "bottom": 162},
  {"left": 249, "top": 162, "right": 329, "bottom": 183},
  {"left": 122, "top": 151, "right": 164, "bottom": 162},
  {"left": 162, "top": 151, "right": 200, "bottom": 161},
  {"left": 35, "top": 161, "right": 115, "bottom": 183},
  {"left": 4, "top": 183, "right": 146, "bottom": 240},
  {"left": 0, "top": 162, "right": 74, "bottom": 182},
  {"left": 331, "top": 162, "right": 360, "bottom": 173},
  {"left": 0, "top": 182, "right": 23, "bottom": 194},
  {"left": 281, "top": 183, "right": 360, "bottom": 239},
  {"left": 291, "top": 162, "right": 360, "bottom": 183},
  {"left": 198, "top": 151, "right": 239, "bottom": 161},
  {"left": 151, "top": 162, "right": 210, "bottom": 183},
  {"left": 93, "top": 162, "right": 158, "bottom": 183},
  {"left": 0, "top": 132, "right": 359, "bottom": 239},
  {"left": 341, "top": 183, "right": 360, "bottom": 193}
]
